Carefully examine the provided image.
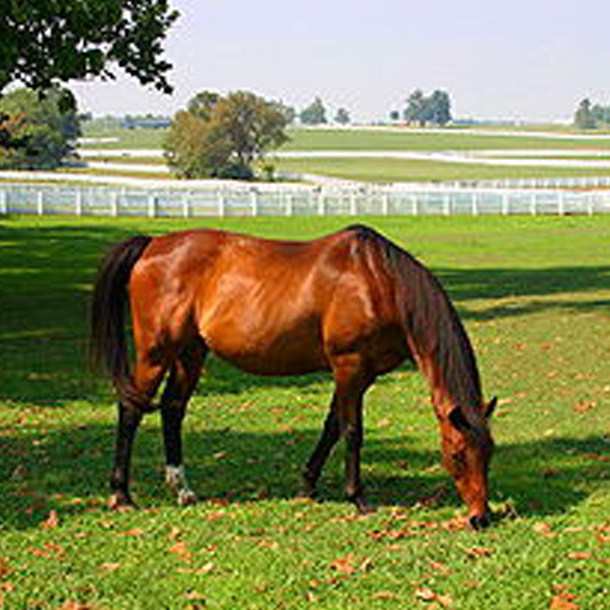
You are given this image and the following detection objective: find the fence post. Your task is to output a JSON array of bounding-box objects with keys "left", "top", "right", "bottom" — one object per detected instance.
[
  {"left": 530, "top": 192, "right": 537, "bottom": 216},
  {"left": 588, "top": 193, "right": 594, "bottom": 216},
  {"left": 382, "top": 192, "right": 389, "bottom": 216},
  {"left": 0, "top": 189, "right": 7, "bottom": 215},
  {"left": 250, "top": 189, "right": 258, "bottom": 217},
  {"left": 350, "top": 192, "right": 357, "bottom": 216},
  {"left": 182, "top": 194, "right": 190, "bottom": 218},
  {"left": 111, "top": 192, "right": 119, "bottom": 217},
  {"left": 218, "top": 190, "right": 226, "bottom": 217},
  {"left": 148, "top": 193, "right": 156, "bottom": 218},
  {"left": 286, "top": 193, "right": 293, "bottom": 217},
  {"left": 75, "top": 189, "right": 83, "bottom": 216},
  {"left": 37, "top": 190, "right": 44, "bottom": 216},
  {"left": 412, "top": 194, "right": 419, "bottom": 216},
  {"left": 558, "top": 191, "right": 565, "bottom": 216},
  {"left": 443, "top": 192, "right": 451, "bottom": 216},
  {"left": 502, "top": 191, "right": 509, "bottom": 215},
  {"left": 472, "top": 191, "right": 479, "bottom": 216},
  {"left": 318, "top": 189, "right": 325, "bottom": 216}
]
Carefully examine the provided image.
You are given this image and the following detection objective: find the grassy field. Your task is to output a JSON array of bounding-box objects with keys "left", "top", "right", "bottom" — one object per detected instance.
[
  {"left": 272, "top": 157, "right": 610, "bottom": 184},
  {"left": 1, "top": 215, "right": 609, "bottom": 609},
  {"left": 76, "top": 124, "right": 610, "bottom": 184}
]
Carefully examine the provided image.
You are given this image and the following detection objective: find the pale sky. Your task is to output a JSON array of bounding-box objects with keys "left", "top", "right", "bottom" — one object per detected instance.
[{"left": 71, "top": 0, "right": 610, "bottom": 123}]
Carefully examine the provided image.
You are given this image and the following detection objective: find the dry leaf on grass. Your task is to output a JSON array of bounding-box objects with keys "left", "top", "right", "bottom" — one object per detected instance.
[{"left": 41, "top": 510, "right": 59, "bottom": 530}]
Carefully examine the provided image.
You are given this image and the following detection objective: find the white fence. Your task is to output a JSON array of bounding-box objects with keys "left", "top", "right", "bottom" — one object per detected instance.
[{"left": 1, "top": 181, "right": 610, "bottom": 217}]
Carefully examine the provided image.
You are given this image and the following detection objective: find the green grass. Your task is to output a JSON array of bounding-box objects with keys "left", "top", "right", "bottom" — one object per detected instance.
[
  {"left": 78, "top": 124, "right": 610, "bottom": 183},
  {"left": 1, "top": 215, "right": 608, "bottom": 609},
  {"left": 281, "top": 128, "right": 610, "bottom": 152},
  {"left": 273, "top": 157, "right": 610, "bottom": 184}
]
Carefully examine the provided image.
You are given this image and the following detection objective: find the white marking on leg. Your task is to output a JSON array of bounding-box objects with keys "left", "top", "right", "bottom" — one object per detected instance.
[{"left": 165, "top": 465, "right": 197, "bottom": 505}]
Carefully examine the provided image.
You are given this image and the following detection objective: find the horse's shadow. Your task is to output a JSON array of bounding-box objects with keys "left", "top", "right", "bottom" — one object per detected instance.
[{"left": 0, "top": 417, "right": 606, "bottom": 530}]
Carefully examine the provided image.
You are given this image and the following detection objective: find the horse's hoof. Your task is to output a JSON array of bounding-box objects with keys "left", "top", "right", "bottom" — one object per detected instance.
[
  {"left": 177, "top": 489, "right": 198, "bottom": 506},
  {"left": 109, "top": 493, "right": 137, "bottom": 512},
  {"left": 352, "top": 496, "right": 376, "bottom": 516}
]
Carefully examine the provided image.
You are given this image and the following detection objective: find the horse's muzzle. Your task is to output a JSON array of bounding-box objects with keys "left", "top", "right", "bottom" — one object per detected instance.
[{"left": 469, "top": 509, "right": 491, "bottom": 530}]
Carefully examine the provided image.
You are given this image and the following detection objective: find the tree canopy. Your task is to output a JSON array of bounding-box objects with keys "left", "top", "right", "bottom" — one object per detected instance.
[
  {"left": 0, "top": 0, "right": 179, "bottom": 94},
  {"left": 299, "top": 98, "right": 327, "bottom": 125},
  {"left": 403, "top": 89, "right": 452, "bottom": 125},
  {"left": 0, "top": 87, "right": 80, "bottom": 168},
  {"left": 165, "top": 90, "right": 290, "bottom": 180},
  {"left": 573, "top": 98, "right": 610, "bottom": 130}
]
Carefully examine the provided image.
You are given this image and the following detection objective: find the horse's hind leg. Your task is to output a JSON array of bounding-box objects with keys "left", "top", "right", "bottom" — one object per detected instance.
[
  {"left": 161, "top": 340, "right": 206, "bottom": 506},
  {"left": 110, "top": 356, "right": 166, "bottom": 510}
]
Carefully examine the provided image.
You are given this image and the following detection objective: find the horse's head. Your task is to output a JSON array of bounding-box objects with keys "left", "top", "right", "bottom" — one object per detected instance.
[{"left": 440, "top": 397, "right": 496, "bottom": 529}]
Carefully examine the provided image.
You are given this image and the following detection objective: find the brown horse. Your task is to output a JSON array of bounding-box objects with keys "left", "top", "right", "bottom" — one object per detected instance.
[{"left": 90, "top": 224, "right": 496, "bottom": 528}]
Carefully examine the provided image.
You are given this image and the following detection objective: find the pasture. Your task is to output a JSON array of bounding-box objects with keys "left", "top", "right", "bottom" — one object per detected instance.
[
  {"left": 0, "top": 215, "right": 609, "bottom": 609},
  {"left": 77, "top": 124, "right": 610, "bottom": 184}
]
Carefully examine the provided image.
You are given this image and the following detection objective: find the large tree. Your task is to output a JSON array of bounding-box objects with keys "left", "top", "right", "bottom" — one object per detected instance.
[
  {"left": 0, "top": 0, "right": 179, "bottom": 95},
  {"left": 0, "top": 87, "right": 80, "bottom": 168},
  {"left": 165, "top": 91, "right": 289, "bottom": 180}
]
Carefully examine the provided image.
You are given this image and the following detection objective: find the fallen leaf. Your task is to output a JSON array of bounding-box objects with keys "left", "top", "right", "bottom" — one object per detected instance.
[
  {"left": 573, "top": 401, "right": 596, "bottom": 414},
  {"left": 170, "top": 541, "right": 192, "bottom": 564},
  {"left": 99, "top": 562, "right": 121, "bottom": 573},
  {"left": 41, "top": 510, "right": 59, "bottom": 530},
  {"left": 533, "top": 522, "right": 557, "bottom": 537},
  {"left": 329, "top": 555, "right": 356, "bottom": 576},
  {"left": 167, "top": 526, "right": 182, "bottom": 541},
  {"left": 56, "top": 602, "right": 96, "bottom": 610},
  {"left": 196, "top": 562, "right": 216, "bottom": 575},
  {"left": 464, "top": 547, "right": 494, "bottom": 558},
  {"left": 373, "top": 591, "right": 396, "bottom": 600},
  {"left": 415, "top": 587, "right": 437, "bottom": 602},
  {"left": 429, "top": 560, "right": 452, "bottom": 575},
  {"left": 437, "top": 594, "right": 454, "bottom": 607},
  {"left": 119, "top": 528, "right": 144, "bottom": 537},
  {"left": 550, "top": 592, "right": 579, "bottom": 610},
  {"left": 0, "top": 558, "right": 11, "bottom": 579},
  {"left": 567, "top": 552, "right": 591, "bottom": 560},
  {"left": 183, "top": 591, "right": 205, "bottom": 601}
]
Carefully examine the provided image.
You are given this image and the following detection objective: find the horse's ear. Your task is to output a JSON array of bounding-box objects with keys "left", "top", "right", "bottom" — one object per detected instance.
[
  {"left": 449, "top": 407, "right": 472, "bottom": 432},
  {"left": 485, "top": 396, "right": 498, "bottom": 420}
]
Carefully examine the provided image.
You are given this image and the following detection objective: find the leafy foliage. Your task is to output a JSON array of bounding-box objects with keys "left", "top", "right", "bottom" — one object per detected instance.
[
  {"left": 165, "top": 90, "right": 290, "bottom": 180},
  {"left": 334, "top": 108, "right": 351, "bottom": 125},
  {"left": 573, "top": 98, "right": 610, "bottom": 130},
  {"left": 404, "top": 89, "right": 452, "bottom": 125},
  {"left": 0, "top": 0, "right": 179, "bottom": 94},
  {"left": 0, "top": 87, "right": 80, "bottom": 168},
  {"left": 300, "top": 97, "right": 328, "bottom": 125}
]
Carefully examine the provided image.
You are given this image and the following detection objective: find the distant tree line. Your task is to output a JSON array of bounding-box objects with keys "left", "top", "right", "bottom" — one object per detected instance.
[
  {"left": 392, "top": 89, "right": 453, "bottom": 126},
  {"left": 573, "top": 98, "right": 610, "bottom": 130}
]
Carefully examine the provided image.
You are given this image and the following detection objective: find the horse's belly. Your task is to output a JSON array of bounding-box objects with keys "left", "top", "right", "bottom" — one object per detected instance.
[{"left": 202, "top": 316, "right": 329, "bottom": 376}]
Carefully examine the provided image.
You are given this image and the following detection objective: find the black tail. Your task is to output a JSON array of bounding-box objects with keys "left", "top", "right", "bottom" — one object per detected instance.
[{"left": 90, "top": 235, "right": 152, "bottom": 392}]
